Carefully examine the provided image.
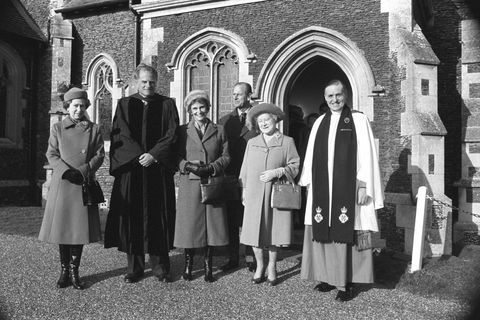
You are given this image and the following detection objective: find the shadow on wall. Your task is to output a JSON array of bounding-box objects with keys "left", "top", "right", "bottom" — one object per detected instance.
[{"left": 383, "top": 148, "right": 443, "bottom": 257}]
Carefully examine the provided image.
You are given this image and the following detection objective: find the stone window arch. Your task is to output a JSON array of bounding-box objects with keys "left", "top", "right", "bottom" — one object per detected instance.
[
  {"left": 0, "top": 40, "right": 26, "bottom": 148},
  {"left": 84, "top": 53, "right": 123, "bottom": 151},
  {"left": 255, "top": 26, "right": 377, "bottom": 120},
  {"left": 167, "top": 28, "right": 256, "bottom": 123}
]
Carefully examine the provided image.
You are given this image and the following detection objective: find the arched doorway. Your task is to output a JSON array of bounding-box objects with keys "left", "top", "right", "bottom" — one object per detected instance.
[
  {"left": 0, "top": 40, "right": 26, "bottom": 148},
  {"left": 255, "top": 26, "right": 376, "bottom": 121},
  {"left": 286, "top": 56, "right": 352, "bottom": 121}
]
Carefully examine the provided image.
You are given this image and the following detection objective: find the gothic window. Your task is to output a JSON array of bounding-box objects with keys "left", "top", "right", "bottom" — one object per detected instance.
[
  {"left": 92, "top": 63, "right": 113, "bottom": 143},
  {"left": 85, "top": 53, "right": 122, "bottom": 153},
  {"left": 184, "top": 42, "right": 239, "bottom": 122}
]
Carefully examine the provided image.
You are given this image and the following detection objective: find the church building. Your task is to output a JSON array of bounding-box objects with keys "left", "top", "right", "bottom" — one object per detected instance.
[{"left": 2, "top": 0, "right": 480, "bottom": 257}]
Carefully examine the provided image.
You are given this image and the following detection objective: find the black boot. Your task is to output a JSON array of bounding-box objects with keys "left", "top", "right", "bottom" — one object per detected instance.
[
  {"left": 57, "top": 245, "right": 71, "bottom": 288},
  {"left": 183, "top": 249, "right": 195, "bottom": 281},
  {"left": 204, "top": 246, "right": 215, "bottom": 283},
  {"left": 70, "top": 245, "right": 85, "bottom": 290}
]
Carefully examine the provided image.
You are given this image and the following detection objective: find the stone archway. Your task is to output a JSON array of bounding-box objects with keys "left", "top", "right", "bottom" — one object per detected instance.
[
  {"left": 0, "top": 40, "right": 26, "bottom": 147},
  {"left": 255, "top": 26, "right": 377, "bottom": 120},
  {"left": 286, "top": 56, "right": 352, "bottom": 119}
]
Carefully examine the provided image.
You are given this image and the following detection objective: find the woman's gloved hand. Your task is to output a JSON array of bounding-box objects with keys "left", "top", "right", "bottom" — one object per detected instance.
[
  {"left": 184, "top": 162, "right": 201, "bottom": 175},
  {"left": 259, "top": 167, "right": 285, "bottom": 183},
  {"left": 196, "top": 164, "right": 214, "bottom": 178},
  {"left": 62, "top": 169, "right": 84, "bottom": 185}
]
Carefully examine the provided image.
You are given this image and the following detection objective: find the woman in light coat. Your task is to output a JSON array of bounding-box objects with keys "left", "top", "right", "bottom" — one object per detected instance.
[
  {"left": 239, "top": 103, "right": 300, "bottom": 286},
  {"left": 39, "top": 87, "right": 104, "bottom": 290},
  {"left": 174, "top": 90, "right": 230, "bottom": 282}
]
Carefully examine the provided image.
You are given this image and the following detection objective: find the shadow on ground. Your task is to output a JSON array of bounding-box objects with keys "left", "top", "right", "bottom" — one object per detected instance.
[{"left": 395, "top": 245, "right": 480, "bottom": 317}]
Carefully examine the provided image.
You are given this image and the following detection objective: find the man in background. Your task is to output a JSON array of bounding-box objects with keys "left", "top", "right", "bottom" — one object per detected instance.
[{"left": 219, "top": 82, "right": 258, "bottom": 272}]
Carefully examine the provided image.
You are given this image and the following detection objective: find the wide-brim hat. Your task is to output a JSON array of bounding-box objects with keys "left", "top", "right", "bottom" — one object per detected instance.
[
  {"left": 63, "top": 87, "right": 88, "bottom": 103},
  {"left": 247, "top": 103, "right": 285, "bottom": 125},
  {"left": 184, "top": 90, "right": 210, "bottom": 110}
]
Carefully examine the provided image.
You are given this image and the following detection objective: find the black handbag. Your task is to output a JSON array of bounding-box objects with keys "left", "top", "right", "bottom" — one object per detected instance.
[
  {"left": 270, "top": 168, "right": 301, "bottom": 210},
  {"left": 81, "top": 127, "right": 105, "bottom": 206},
  {"left": 200, "top": 175, "right": 240, "bottom": 204},
  {"left": 82, "top": 174, "right": 105, "bottom": 206}
]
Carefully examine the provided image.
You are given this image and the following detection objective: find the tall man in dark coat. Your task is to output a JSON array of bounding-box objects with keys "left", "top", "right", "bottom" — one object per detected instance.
[
  {"left": 104, "top": 63, "right": 179, "bottom": 283},
  {"left": 218, "top": 82, "right": 258, "bottom": 272}
]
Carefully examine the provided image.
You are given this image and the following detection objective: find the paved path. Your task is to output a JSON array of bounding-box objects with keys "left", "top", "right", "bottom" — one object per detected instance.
[{"left": 0, "top": 207, "right": 471, "bottom": 319}]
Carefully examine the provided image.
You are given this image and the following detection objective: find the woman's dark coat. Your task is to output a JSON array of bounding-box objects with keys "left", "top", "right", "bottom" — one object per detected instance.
[
  {"left": 104, "top": 93, "right": 179, "bottom": 255},
  {"left": 39, "top": 117, "right": 104, "bottom": 244},
  {"left": 174, "top": 120, "right": 230, "bottom": 248}
]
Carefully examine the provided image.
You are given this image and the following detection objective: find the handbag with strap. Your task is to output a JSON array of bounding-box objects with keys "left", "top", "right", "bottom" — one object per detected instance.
[
  {"left": 200, "top": 175, "right": 240, "bottom": 204},
  {"left": 81, "top": 126, "right": 105, "bottom": 206},
  {"left": 270, "top": 167, "right": 301, "bottom": 210}
]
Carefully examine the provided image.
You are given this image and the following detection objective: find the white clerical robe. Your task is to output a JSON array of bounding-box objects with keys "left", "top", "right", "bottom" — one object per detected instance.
[{"left": 298, "top": 110, "right": 384, "bottom": 232}]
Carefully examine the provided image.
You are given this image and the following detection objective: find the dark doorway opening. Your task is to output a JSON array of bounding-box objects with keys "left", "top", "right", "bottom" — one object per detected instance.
[{"left": 285, "top": 56, "right": 352, "bottom": 124}]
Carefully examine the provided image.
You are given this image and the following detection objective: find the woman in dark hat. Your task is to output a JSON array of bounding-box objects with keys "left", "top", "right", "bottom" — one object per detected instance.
[
  {"left": 239, "top": 103, "right": 300, "bottom": 286},
  {"left": 174, "top": 90, "right": 230, "bottom": 282},
  {"left": 39, "top": 87, "right": 104, "bottom": 290}
]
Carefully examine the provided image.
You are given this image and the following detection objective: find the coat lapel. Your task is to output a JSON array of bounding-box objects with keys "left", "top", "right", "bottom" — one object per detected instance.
[
  {"left": 267, "top": 131, "right": 283, "bottom": 147},
  {"left": 202, "top": 122, "right": 218, "bottom": 143},
  {"left": 240, "top": 114, "right": 250, "bottom": 137}
]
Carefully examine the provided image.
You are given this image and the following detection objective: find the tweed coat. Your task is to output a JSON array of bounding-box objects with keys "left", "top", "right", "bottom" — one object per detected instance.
[
  {"left": 174, "top": 120, "right": 230, "bottom": 248},
  {"left": 239, "top": 131, "right": 300, "bottom": 247},
  {"left": 39, "top": 117, "right": 104, "bottom": 244}
]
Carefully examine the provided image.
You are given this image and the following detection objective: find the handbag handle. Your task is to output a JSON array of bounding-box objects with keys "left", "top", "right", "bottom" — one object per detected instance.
[{"left": 282, "top": 166, "right": 296, "bottom": 186}]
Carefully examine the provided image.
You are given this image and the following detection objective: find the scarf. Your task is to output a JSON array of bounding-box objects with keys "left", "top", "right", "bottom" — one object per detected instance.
[
  {"left": 311, "top": 106, "right": 357, "bottom": 244},
  {"left": 194, "top": 119, "right": 210, "bottom": 139},
  {"left": 67, "top": 116, "right": 90, "bottom": 130}
]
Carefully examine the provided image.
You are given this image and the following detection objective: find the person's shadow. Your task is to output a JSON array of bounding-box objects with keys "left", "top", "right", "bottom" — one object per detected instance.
[
  {"left": 378, "top": 148, "right": 439, "bottom": 289},
  {"left": 82, "top": 252, "right": 187, "bottom": 287}
]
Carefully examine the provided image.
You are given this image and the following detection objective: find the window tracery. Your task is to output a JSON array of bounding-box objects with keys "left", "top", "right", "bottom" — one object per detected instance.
[{"left": 184, "top": 41, "right": 239, "bottom": 122}]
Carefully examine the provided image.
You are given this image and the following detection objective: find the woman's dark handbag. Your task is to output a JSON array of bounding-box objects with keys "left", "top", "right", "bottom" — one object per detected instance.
[
  {"left": 270, "top": 168, "right": 301, "bottom": 210},
  {"left": 81, "top": 127, "right": 105, "bottom": 206},
  {"left": 200, "top": 175, "right": 240, "bottom": 204},
  {"left": 82, "top": 176, "right": 105, "bottom": 206}
]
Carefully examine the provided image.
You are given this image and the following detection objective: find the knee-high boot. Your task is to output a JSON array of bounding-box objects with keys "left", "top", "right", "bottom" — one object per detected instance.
[
  {"left": 183, "top": 248, "right": 195, "bottom": 281},
  {"left": 70, "top": 245, "right": 84, "bottom": 290},
  {"left": 57, "top": 244, "right": 71, "bottom": 288},
  {"left": 204, "top": 246, "right": 214, "bottom": 282}
]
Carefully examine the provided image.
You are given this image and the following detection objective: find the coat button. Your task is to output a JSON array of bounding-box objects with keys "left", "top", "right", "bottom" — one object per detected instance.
[{"left": 81, "top": 149, "right": 86, "bottom": 154}]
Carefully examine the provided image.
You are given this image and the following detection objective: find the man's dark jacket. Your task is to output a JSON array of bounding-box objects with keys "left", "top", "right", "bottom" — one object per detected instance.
[{"left": 219, "top": 108, "right": 257, "bottom": 177}]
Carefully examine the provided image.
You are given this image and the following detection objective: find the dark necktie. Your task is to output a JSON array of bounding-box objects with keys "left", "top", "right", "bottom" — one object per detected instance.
[
  {"left": 240, "top": 112, "right": 246, "bottom": 126},
  {"left": 142, "top": 101, "right": 149, "bottom": 150}
]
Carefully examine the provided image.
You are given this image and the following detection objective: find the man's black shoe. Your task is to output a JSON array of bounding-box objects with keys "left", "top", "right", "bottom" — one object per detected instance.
[
  {"left": 156, "top": 273, "right": 172, "bottom": 283},
  {"left": 335, "top": 287, "right": 354, "bottom": 302},
  {"left": 314, "top": 282, "right": 336, "bottom": 292},
  {"left": 220, "top": 260, "right": 239, "bottom": 272},
  {"left": 124, "top": 272, "right": 143, "bottom": 283}
]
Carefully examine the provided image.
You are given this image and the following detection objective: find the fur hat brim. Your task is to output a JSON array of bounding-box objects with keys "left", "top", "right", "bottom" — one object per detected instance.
[{"left": 247, "top": 103, "right": 285, "bottom": 126}]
